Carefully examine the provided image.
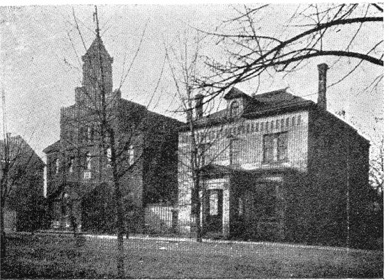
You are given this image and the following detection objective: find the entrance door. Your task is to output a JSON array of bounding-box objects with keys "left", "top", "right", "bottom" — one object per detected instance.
[{"left": 205, "top": 189, "right": 223, "bottom": 233}]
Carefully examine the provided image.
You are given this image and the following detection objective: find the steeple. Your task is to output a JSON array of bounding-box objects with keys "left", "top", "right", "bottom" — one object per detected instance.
[
  {"left": 80, "top": 8, "right": 113, "bottom": 98},
  {"left": 81, "top": 36, "right": 113, "bottom": 97}
]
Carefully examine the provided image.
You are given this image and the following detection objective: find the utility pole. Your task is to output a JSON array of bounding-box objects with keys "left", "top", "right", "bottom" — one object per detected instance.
[{"left": 1, "top": 87, "right": 9, "bottom": 261}]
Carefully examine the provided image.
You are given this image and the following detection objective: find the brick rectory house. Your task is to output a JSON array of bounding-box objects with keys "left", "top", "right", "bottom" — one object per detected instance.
[{"left": 177, "top": 64, "right": 370, "bottom": 247}]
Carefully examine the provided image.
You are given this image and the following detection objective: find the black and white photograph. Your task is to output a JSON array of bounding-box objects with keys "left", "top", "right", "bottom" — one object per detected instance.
[{"left": 0, "top": 1, "right": 384, "bottom": 278}]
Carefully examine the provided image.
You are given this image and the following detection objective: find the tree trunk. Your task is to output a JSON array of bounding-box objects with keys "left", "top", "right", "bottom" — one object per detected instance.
[
  {"left": 1, "top": 201, "right": 6, "bottom": 262},
  {"left": 109, "top": 130, "right": 125, "bottom": 278},
  {"left": 193, "top": 173, "right": 202, "bottom": 242}
]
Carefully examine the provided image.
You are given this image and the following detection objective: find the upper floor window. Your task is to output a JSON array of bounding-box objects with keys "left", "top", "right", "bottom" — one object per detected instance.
[
  {"left": 230, "top": 101, "right": 240, "bottom": 117},
  {"left": 263, "top": 132, "right": 288, "bottom": 163},
  {"left": 55, "top": 158, "right": 60, "bottom": 174},
  {"left": 199, "top": 143, "right": 211, "bottom": 167},
  {"left": 229, "top": 139, "right": 240, "bottom": 165},
  {"left": 86, "top": 152, "right": 92, "bottom": 170},
  {"left": 128, "top": 145, "right": 135, "bottom": 165},
  {"left": 87, "top": 126, "right": 94, "bottom": 142}
]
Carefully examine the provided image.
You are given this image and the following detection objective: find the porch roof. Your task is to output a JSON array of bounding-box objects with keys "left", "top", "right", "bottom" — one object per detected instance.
[{"left": 200, "top": 164, "right": 300, "bottom": 177}]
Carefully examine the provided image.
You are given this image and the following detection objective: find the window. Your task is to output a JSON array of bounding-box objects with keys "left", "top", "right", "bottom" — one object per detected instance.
[
  {"left": 79, "top": 127, "right": 84, "bottom": 142},
  {"left": 230, "top": 101, "right": 240, "bottom": 117},
  {"left": 199, "top": 143, "right": 210, "bottom": 167},
  {"left": 229, "top": 139, "right": 240, "bottom": 165},
  {"left": 257, "top": 183, "right": 277, "bottom": 219},
  {"left": 263, "top": 132, "right": 288, "bottom": 163},
  {"left": 69, "top": 157, "right": 74, "bottom": 173},
  {"left": 87, "top": 126, "right": 94, "bottom": 142},
  {"left": 128, "top": 145, "right": 135, "bottom": 165},
  {"left": 238, "top": 197, "right": 244, "bottom": 216},
  {"left": 107, "top": 148, "right": 112, "bottom": 166},
  {"left": 86, "top": 152, "right": 92, "bottom": 170},
  {"left": 55, "top": 158, "right": 60, "bottom": 174}
]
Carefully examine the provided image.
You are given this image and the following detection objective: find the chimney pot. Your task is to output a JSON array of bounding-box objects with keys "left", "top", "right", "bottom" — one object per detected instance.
[
  {"left": 317, "top": 63, "right": 328, "bottom": 110},
  {"left": 194, "top": 94, "right": 204, "bottom": 119}
]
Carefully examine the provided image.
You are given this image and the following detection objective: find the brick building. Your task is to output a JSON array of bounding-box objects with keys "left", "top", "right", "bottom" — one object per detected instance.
[
  {"left": 44, "top": 34, "right": 182, "bottom": 233},
  {"left": 1, "top": 134, "right": 45, "bottom": 232},
  {"left": 177, "top": 64, "right": 371, "bottom": 248}
]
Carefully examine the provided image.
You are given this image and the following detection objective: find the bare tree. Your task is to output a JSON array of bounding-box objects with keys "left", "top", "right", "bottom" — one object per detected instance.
[
  {"left": 166, "top": 33, "right": 235, "bottom": 242},
  {"left": 198, "top": 3, "right": 383, "bottom": 95},
  {"left": 50, "top": 7, "right": 172, "bottom": 277}
]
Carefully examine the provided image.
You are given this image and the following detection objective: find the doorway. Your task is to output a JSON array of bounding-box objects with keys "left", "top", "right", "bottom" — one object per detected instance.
[{"left": 204, "top": 189, "right": 223, "bottom": 233}]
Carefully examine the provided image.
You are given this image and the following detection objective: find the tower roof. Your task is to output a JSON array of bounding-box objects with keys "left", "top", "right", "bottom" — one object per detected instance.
[{"left": 82, "top": 35, "right": 112, "bottom": 62}]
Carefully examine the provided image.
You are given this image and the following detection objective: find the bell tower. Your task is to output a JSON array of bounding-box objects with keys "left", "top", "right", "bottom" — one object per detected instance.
[
  {"left": 81, "top": 37, "right": 113, "bottom": 98},
  {"left": 80, "top": 8, "right": 113, "bottom": 100}
]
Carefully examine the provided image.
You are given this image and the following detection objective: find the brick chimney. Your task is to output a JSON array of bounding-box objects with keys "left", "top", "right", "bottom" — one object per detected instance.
[
  {"left": 194, "top": 94, "right": 204, "bottom": 119},
  {"left": 317, "top": 63, "right": 328, "bottom": 110}
]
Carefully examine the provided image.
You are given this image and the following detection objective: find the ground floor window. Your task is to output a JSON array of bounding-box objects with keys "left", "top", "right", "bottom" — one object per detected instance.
[{"left": 256, "top": 183, "right": 278, "bottom": 220}]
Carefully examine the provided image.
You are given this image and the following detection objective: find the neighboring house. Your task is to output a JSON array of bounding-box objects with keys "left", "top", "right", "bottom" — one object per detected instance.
[
  {"left": 178, "top": 64, "right": 371, "bottom": 248},
  {"left": 43, "top": 34, "right": 182, "bottom": 233},
  {"left": 0, "top": 134, "right": 45, "bottom": 232}
]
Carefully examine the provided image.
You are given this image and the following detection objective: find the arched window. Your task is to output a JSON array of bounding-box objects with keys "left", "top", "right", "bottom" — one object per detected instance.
[
  {"left": 69, "top": 157, "right": 74, "bottom": 173},
  {"left": 230, "top": 101, "right": 240, "bottom": 117}
]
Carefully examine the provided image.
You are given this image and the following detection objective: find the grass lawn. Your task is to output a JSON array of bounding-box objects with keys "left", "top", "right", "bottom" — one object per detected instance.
[{"left": 1, "top": 233, "right": 383, "bottom": 278}]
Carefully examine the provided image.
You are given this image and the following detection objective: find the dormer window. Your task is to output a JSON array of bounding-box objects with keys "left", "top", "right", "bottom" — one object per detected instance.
[{"left": 230, "top": 101, "right": 240, "bottom": 117}]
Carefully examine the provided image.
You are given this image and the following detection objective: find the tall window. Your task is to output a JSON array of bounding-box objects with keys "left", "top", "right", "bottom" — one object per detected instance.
[
  {"left": 230, "top": 101, "right": 240, "bottom": 117},
  {"left": 107, "top": 148, "right": 112, "bottom": 166},
  {"left": 257, "top": 183, "right": 277, "bottom": 219},
  {"left": 128, "top": 145, "right": 135, "bottom": 165},
  {"left": 263, "top": 132, "right": 288, "bottom": 163},
  {"left": 86, "top": 152, "right": 92, "bottom": 170},
  {"left": 55, "top": 158, "right": 59, "bottom": 174},
  {"left": 229, "top": 139, "right": 240, "bottom": 165},
  {"left": 79, "top": 127, "right": 85, "bottom": 142},
  {"left": 69, "top": 157, "right": 74, "bottom": 173},
  {"left": 87, "top": 126, "right": 94, "bottom": 142},
  {"left": 198, "top": 143, "right": 210, "bottom": 167}
]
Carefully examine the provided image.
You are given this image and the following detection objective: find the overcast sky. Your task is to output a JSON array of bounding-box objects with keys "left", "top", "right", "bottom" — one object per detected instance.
[{"left": 0, "top": 3, "right": 384, "bottom": 159}]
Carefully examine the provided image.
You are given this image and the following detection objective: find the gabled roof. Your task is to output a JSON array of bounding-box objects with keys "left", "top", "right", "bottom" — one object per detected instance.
[
  {"left": 224, "top": 87, "right": 251, "bottom": 100},
  {"left": 180, "top": 87, "right": 315, "bottom": 131},
  {"left": 0, "top": 134, "right": 44, "bottom": 167},
  {"left": 43, "top": 140, "right": 60, "bottom": 154}
]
